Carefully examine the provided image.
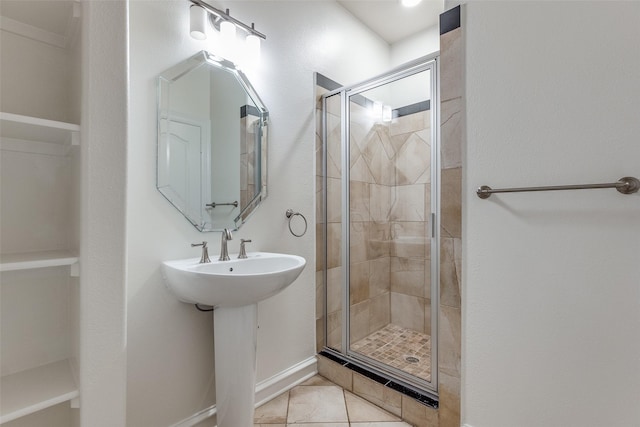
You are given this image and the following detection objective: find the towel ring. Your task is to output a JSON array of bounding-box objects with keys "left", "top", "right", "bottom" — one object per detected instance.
[{"left": 285, "top": 209, "right": 307, "bottom": 237}]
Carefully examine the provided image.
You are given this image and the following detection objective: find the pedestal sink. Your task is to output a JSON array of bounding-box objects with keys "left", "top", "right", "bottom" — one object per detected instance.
[{"left": 161, "top": 252, "right": 305, "bottom": 427}]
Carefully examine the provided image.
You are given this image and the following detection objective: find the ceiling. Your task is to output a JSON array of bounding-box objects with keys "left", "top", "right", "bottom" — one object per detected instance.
[{"left": 337, "top": 0, "right": 444, "bottom": 44}]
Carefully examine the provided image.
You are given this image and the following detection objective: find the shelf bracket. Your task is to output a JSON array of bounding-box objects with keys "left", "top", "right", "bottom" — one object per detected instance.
[
  {"left": 71, "top": 131, "right": 80, "bottom": 146},
  {"left": 70, "top": 397, "right": 80, "bottom": 409},
  {"left": 70, "top": 261, "right": 80, "bottom": 277}
]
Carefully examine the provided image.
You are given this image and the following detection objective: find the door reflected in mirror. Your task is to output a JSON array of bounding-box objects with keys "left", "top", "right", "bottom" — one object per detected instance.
[{"left": 157, "top": 51, "right": 268, "bottom": 232}]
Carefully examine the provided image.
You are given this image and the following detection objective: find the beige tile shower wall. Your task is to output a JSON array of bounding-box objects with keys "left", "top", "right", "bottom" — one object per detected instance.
[
  {"left": 388, "top": 110, "right": 432, "bottom": 336},
  {"left": 348, "top": 101, "right": 392, "bottom": 344},
  {"left": 349, "top": 102, "right": 433, "bottom": 343},
  {"left": 316, "top": 86, "right": 435, "bottom": 355},
  {"left": 438, "top": 8, "right": 463, "bottom": 427}
]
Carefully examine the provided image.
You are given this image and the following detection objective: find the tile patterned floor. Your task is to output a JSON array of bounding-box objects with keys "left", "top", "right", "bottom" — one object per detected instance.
[
  {"left": 253, "top": 375, "right": 413, "bottom": 426},
  {"left": 350, "top": 324, "right": 431, "bottom": 382}
]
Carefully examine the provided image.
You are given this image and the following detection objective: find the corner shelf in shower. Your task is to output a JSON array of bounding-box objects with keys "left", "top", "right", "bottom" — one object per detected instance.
[
  {"left": 0, "top": 359, "right": 79, "bottom": 424},
  {"left": 0, "top": 250, "right": 79, "bottom": 272},
  {"left": 0, "top": 112, "right": 80, "bottom": 146}
]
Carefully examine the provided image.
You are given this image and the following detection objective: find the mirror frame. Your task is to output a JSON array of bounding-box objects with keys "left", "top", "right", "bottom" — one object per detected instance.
[{"left": 157, "top": 51, "right": 268, "bottom": 232}]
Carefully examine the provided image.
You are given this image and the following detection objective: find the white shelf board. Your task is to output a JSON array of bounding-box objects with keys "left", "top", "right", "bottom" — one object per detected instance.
[
  {"left": 0, "top": 250, "right": 78, "bottom": 272},
  {"left": 0, "top": 112, "right": 80, "bottom": 145},
  {"left": 0, "top": 359, "right": 79, "bottom": 424}
]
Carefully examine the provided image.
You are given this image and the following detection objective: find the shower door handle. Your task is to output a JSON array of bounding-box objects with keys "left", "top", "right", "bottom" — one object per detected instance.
[{"left": 431, "top": 213, "right": 436, "bottom": 238}]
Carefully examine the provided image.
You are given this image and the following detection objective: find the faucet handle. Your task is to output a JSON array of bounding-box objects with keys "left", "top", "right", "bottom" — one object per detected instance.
[
  {"left": 238, "top": 239, "right": 252, "bottom": 259},
  {"left": 191, "top": 241, "right": 211, "bottom": 264}
]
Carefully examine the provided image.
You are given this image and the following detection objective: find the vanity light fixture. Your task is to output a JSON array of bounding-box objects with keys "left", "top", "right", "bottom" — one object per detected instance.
[
  {"left": 220, "top": 19, "right": 236, "bottom": 43},
  {"left": 245, "top": 24, "right": 261, "bottom": 61},
  {"left": 401, "top": 0, "right": 422, "bottom": 7},
  {"left": 188, "top": 0, "right": 266, "bottom": 60},
  {"left": 190, "top": 5, "right": 208, "bottom": 40}
]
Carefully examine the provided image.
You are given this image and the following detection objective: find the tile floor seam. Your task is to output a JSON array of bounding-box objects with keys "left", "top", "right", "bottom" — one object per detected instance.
[
  {"left": 343, "top": 388, "right": 351, "bottom": 424},
  {"left": 285, "top": 388, "right": 290, "bottom": 425},
  {"left": 253, "top": 375, "right": 417, "bottom": 427}
]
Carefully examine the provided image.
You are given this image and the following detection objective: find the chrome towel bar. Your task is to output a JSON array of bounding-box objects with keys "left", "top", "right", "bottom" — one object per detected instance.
[
  {"left": 477, "top": 176, "right": 640, "bottom": 199},
  {"left": 205, "top": 201, "right": 239, "bottom": 208}
]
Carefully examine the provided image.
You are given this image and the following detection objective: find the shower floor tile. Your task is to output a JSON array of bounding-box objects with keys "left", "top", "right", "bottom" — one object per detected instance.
[{"left": 351, "top": 324, "right": 431, "bottom": 382}]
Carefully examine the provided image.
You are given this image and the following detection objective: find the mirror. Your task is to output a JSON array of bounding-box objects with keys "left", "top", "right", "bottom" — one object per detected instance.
[{"left": 157, "top": 51, "right": 268, "bottom": 232}]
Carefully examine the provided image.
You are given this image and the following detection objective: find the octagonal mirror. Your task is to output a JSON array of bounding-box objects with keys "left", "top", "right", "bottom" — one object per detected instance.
[{"left": 157, "top": 51, "right": 268, "bottom": 232}]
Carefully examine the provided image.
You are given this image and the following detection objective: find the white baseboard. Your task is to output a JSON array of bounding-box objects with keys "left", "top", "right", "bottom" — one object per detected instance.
[
  {"left": 254, "top": 355, "right": 318, "bottom": 407},
  {"left": 170, "top": 405, "right": 216, "bottom": 427},
  {"left": 170, "top": 355, "right": 318, "bottom": 427}
]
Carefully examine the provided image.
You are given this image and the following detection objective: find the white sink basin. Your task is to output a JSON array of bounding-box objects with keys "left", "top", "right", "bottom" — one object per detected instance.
[{"left": 161, "top": 252, "right": 306, "bottom": 307}]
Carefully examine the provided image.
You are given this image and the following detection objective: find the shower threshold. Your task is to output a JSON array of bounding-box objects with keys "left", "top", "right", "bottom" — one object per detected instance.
[{"left": 318, "top": 349, "right": 438, "bottom": 409}]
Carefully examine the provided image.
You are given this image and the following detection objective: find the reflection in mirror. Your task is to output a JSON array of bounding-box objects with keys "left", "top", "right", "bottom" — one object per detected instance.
[{"left": 157, "top": 51, "right": 268, "bottom": 232}]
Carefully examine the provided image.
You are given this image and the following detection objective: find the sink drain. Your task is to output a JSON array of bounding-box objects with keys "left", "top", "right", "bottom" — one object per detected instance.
[{"left": 405, "top": 356, "right": 420, "bottom": 363}]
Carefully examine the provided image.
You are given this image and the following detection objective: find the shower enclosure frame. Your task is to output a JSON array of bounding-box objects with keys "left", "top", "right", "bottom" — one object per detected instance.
[{"left": 320, "top": 52, "right": 441, "bottom": 397}]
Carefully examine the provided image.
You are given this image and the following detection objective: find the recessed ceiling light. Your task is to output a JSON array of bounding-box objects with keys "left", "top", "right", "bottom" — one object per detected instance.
[{"left": 401, "top": 0, "right": 422, "bottom": 7}]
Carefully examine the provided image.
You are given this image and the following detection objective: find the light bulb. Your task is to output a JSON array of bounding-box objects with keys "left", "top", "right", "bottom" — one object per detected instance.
[
  {"left": 246, "top": 34, "right": 261, "bottom": 61},
  {"left": 189, "top": 5, "right": 207, "bottom": 40},
  {"left": 220, "top": 20, "right": 236, "bottom": 42}
]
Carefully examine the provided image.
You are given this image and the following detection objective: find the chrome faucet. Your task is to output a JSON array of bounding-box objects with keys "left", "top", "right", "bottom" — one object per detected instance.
[
  {"left": 238, "top": 239, "right": 252, "bottom": 259},
  {"left": 191, "top": 241, "right": 211, "bottom": 264},
  {"left": 219, "top": 228, "right": 233, "bottom": 261}
]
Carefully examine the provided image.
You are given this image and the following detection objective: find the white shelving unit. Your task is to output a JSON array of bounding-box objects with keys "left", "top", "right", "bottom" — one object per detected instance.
[
  {"left": 0, "top": 360, "right": 79, "bottom": 424},
  {"left": 0, "top": 250, "right": 78, "bottom": 272},
  {"left": 1, "top": 3, "right": 84, "bottom": 424},
  {"left": 1, "top": 112, "right": 81, "bottom": 424},
  {"left": 0, "top": 112, "right": 80, "bottom": 145}
]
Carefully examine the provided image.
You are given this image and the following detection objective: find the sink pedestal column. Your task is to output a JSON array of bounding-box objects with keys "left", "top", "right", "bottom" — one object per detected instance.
[{"left": 213, "top": 304, "right": 257, "bottom": 427}]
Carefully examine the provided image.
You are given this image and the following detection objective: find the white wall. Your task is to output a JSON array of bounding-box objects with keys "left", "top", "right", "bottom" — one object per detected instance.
[
  {"left": 0, "top": 31, "right": 73, "bottom": 122},
  {"left": 127, "top": 1, "right": 389, "bottom": 425},
  {"left": 463, "top": 2, "right": 640, "bottom": 427},
  {"left": 390, "top": 24, "right": 440, "bottom": 68},
  {"left": 80, "top": 1, "right": 128, "bottom": 426},
  {"left": 444, "top": 0, "right": 462, "bottom": 11}
]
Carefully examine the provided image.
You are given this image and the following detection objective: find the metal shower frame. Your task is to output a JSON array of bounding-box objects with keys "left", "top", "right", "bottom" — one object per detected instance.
[{"left": 320, "top": 51, "right": 441, "bottom": 398}]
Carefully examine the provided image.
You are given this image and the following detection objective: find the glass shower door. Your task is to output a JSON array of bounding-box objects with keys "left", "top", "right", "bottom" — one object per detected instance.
[
  {"left": 323, "top": 91, "right": 344, "bottom": 352},
  {"left": 346, "top": 67, "right": 437, "bottom": 389},
  {"left": 321, "top": 57, "right": 439, "bottom": 395}
]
